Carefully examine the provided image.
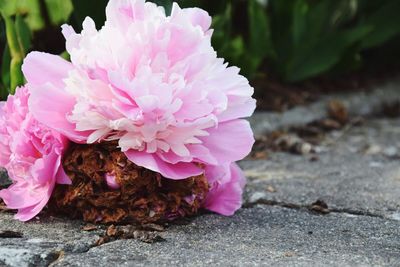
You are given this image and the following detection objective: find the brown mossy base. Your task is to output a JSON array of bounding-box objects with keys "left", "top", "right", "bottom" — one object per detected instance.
[{"left": 49, "top": 142, "right": 209, "bottom": 224}]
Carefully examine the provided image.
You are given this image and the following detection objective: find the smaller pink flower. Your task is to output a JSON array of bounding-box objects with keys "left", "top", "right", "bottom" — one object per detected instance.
[
  {"left": 0, "top": 87, "right": 70, "bottom": 221},
  {"left": 203, "top": 163, "right": 246, "bottom": 216}
]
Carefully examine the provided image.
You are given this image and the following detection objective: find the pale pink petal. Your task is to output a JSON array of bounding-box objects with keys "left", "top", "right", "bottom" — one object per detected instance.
[
  {"left": 54, "top": 154, "right": 71, "bottom": 185},
  {"left": 181, "top": 7, "right": 212, "bottom": 32},
  {"left": 201, "top": 120, "right": 255, "bottom": 164},
  {"left": 217, "top": 97, "right": 256, "bottom": 122},
  {"left": 105, "top": 0, "right": 163, "bottom": 29},
  {"left": 14, "top": 181, "right": 54, "bottom": 221},
  {"left": 28, "top": 83, "right": 89, "bottom": 143},
  {"left": 203, "top": 163, "right": 246, "bottom": 216},
  {"left": 55, "top": 166, "right": 71, "bottom": 185},
  {"left": 188, "top": 145, "right": 218, "bottom": 165},
  {"left": 125, "top": 150, "right": 203, "bottom": 179},
  {"left": 0, "top": 184, "right": 43, "bottom": 209},
  {"left": 105, "top": 172, "right": 120, "bottom": 189},
  {"left": 22, "top": 52, "right": 73, "bottom": 87}
]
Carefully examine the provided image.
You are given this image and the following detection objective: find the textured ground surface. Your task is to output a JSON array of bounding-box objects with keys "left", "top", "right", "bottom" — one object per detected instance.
[{"left": 1, "top": 86, "right": 400, "bottom": 266}]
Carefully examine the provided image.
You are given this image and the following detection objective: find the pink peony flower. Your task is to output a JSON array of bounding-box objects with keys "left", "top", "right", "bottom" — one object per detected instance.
[
  {"left": 0, "top": 87, "right": 70, "bottom": 221},
  {"left": 203, "top": 163, "right": 246, "bottom": 216},
  {"left": 22, "top": 0, "right": 256, "bottom": 216}
]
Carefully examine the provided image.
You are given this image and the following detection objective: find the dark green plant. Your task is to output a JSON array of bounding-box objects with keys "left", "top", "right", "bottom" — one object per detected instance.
[
  {"left": 0, "top": 0, "right": 73, "bottom": 99},
  {"left": 264, "top": 0, "right": 400, "bottom": 82},
  {"left": 1, "top": 14, "right": 31, "bottom": 97},
  {"left": 1, "top": 0, "right": 400, "bottom": 101}
]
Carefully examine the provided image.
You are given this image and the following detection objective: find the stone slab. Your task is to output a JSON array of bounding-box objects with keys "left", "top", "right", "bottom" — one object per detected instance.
[
  {"left": 0, "top": 168, "right": 9, "bottom": 187},
  {"left": 54, "top": 205, "right": 400, "bottom": 267},
  {"left": 242, "top": 118, "right": 400, "bottom": 219},
  {"left": 249, "top": 78, "right": 400, "bottom": 135},
  {"left": 0, "top": 214, "right": 100, "bottom": 267}
]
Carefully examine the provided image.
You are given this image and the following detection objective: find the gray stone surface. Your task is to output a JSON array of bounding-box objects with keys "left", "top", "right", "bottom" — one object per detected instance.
[
  {"left": 241, "top": 118, "right": 400, "bottom": 219},
  {"left": 0, "top": 168, "right": 10, "bottom": 186},
  {"left": 1, "top": 117, "right": 399, "bottom": 266},
  {"left": 1, "top": 84, "right": 400, "bottom": 266},
  {"left": 249, "top": 78, "right": 400, "bottom": 135},
  {"left": 54, "top": 206, "right": 400, "bottom": 267},
  {"left": 0, "top": 214, "right": 100, "bottom": 266}
]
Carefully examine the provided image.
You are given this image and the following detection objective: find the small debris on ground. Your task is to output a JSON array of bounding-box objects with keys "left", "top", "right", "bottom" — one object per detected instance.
[
  {"left": 364, "top": 144, "right": 382, "bottom": 155},
  {"left": 266, "top": 185, "right": 276, "bottom": 193},
  {"left": 309, "top": 200, "right": 330, "bottom": 214},
  {"left": 283, "top": 251, "right": 296, "bottom": 257},
  {"left": 253, "top": 151, "right": 268, "bottom": 159},
  {"left": 82, "top": 224, "right": 98, "bottom": 232},
  {"left": 381, "top": 101, "right": 400, "bottom": 118},
  {"left": 0, "top": 230, "right": 23, "bottom": 238},
  {"left": 140, "top": 223, "right": 165, "bottom": 232},
  {"left": 95, "top": 224, "right": 166, "bottom": 246},
  {"left": 328, "top": 100, "right": 348, "bottom": 124},
  {"left": 0, "top": 200, "right": 7, "bottom": 212},
  {"left": 383, "top": 147, "right": 398, "bottom": 158},
  {"left": 250, "top": 100, "right": 365, "bottom": 158}
]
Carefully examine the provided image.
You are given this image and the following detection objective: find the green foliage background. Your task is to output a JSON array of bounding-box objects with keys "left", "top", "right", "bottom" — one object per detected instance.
[{"left": 1, "top": 0, "right": 400, "bottom": 100}]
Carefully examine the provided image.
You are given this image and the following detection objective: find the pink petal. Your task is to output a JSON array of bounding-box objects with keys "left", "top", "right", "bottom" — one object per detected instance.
[
  {"left": 218, "top": 97, "right": 256, "bottom": 122},
  {"left": 22, "top": 52, "right": 73, "bottom": 88},
  {"left": 56, "top": 167, "right": 71, "bottom": 185},
  {"left": 28, "top": 83, "right": 89, "bottom": 143},
  {"left": 201, "top": 120, "right": 254, "bottom": 164},
  {"left": 31, "top": 152, "right": 58, "bottom": 185},
  {"left": 203, "top": 163, "right": 246, "bottom": 216},
  {"left": 188, "top": 145, "right": 218, "bottom": 165},
  {"left": 105, "top": 172, "right": 120, "bottom": 189},
  {"left": 125, "top": 150, "right": 203, "bottom": 179},
  {"left": 55, "top": 155, "right": 71, "bottom": 185},
  {"left": 181, "top": 7, "right": 212, "bottom": 32},
  {"left": 0, "top": 184, "right": 43, "bottom": 209},
  {"left": 13, "top": 181, "right": 55, "bottom": 221}
]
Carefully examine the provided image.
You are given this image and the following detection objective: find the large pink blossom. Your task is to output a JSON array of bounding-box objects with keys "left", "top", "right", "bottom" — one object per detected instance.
[
  {"left": 22, "top": 0, "right": 255, "bottom": 216},
  {"left": 0, "top": 87, "right": 70, "bottom": 221}
]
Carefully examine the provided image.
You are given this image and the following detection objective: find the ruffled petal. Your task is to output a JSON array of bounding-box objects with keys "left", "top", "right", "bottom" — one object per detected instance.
[
  {"left": 203, "top": 163, "right": 246, "bottom": 216},
  {"left": 13, "top": 181, "right": 55, "bottom": 221},
  {"left": 201, "top": 120, "right": 254, "bottom": 164},
  {"left": 171, "top": 3, "right": 211, "bottom": 32},
  {"left": 125, "top": 150, "right": 203, "bottom": 179},
  {"left": 22, "top": 52, "right": 73, "bottom": 88},
  {"left": 28, "top": 83, "right": 89, "bottom": 143}
]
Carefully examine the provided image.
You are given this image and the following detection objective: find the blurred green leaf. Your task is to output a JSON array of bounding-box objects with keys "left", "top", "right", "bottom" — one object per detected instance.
[
  {"left": 248, "top": 0, "right": 273, "bottom": 72},
  {"left": 305, "top": 0, "right": 336, "bottom": 39},
  {"left": 0, "top": 85, "right": 7, "bottom": 100},
  {"left": 1, "top": 44, "right": 11, "bottom": 90},
  {"left": 0, "top": 44, "right": 10, "bottom": 100},
  {"left": 211, "top": 3, "right": 232, "bottom": 52},
  {"left": 44, "top": 0, "right": 73, "bottom": 25},
  {"left": 286, "top": 25, "right": 372, "bottom": 82},
  {"left": 151, "top": 0, "right": 173, "bottom": 14},
  {"left": 2, "top": 13, "right": 20, "bottom": 58},
  {"left": 0, "top": 0, "right": 72, "bottom": 31},
  {"left": 71, "top": 0, "right": 108, "bottom": 29},
  {"left": 269, "top": 0, "right": 297, "bottom": 65},
  {"left": 2, "top": 13, "right": 26, "bottom": 94},
  {"left": 59, "top": 50, "right": 70, "bottom": 61},
  {"left": 0, "top": 0, "right": 44, "bottom": 31},
  {"left": 291, "top": 0, "right": 308, "bottom": 48},
  {"left": 15, "top": 14, "right": 31, "bottom": 57},
  {"left": 9, "top": 57, "right": 23, "bottom": 94},
  {"left": 360, "top": 0, "right": 400, "bottom": 49}
]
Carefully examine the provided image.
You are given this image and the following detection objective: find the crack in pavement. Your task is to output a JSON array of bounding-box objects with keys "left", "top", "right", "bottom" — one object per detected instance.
[{"left": 243, "top": 199, "right": 386, "bottom": 219}]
